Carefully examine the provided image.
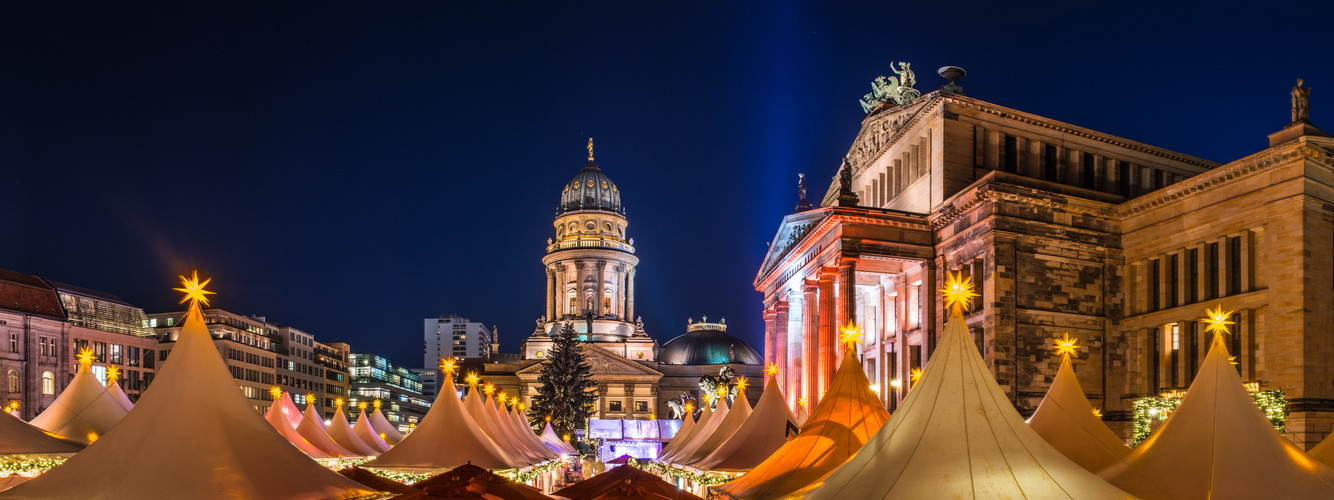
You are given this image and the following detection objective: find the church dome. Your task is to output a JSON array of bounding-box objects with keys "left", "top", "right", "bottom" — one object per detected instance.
[
  {"left": 560, "top": 160, "right": 623, "bottom": 215},
  {"left": 659, "top": 319, "right": 762, "bottom": 365}
]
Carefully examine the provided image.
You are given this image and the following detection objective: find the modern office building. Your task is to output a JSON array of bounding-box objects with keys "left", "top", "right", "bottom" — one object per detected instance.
[
  {"left": 410, "top": 367, "right": 438, "bottom": 399},
  {"left": 424, "top": 315, "right": 492, "bottom": 365},
  {"left": 274, "top": 325, "right": 326, "bottom": 407},
  {"left": 148, "top": 309, "right": 279, "bottom": 412},
  {"left": 51, "top": 280, "right": 159, "bottom": 403},
  {"left": 316, "top": 341, "right": 352, "bottom": 419},
  {"left": 349, "top": 353, "right": 431, "bottom": 433}
]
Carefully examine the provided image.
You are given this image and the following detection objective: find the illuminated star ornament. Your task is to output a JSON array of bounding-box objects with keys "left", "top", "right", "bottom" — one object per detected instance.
[
  {"left": 439, "top": 358, "right": 458, "bottom": 374},
  {"left": 173, "top": 270, "right": 215, "bottom": 309},
  {"left": 683, "top": 402, "right": 694, "bottom": 414},
  {"left": 735, "top": 376, "right": 749, "bottom": 394},
  {"left": 1202, "top": 304, "right": 1236, "bottom": 341},
  {"left": 106, "top": 365, "right": 121, "bottom": 383},
  {"left": 334, "top": 397, "right": 344, "bottom": 408},
  {"left": 1092, "top": 408, "right": 1103, "bottom": 419},
  {"left": 1053, "top": 333, "right": 1081, "bottom": 359},
  {"left": 910, "top": 367, "right": 924, "bottom": 387},
  {"left": 483, "top": 383, "right": 495, "bottom": 396},
  {"left": 269, "top": 386, "right": 282, "bottom": 400},
  {"left": 939, "top": 271, "right": 979, "bottom": 313},
  {"left": 373, "top": 399, "right": 382, "bottom": 409},
  {"left": 797, "top": 397, "right": 808, "bottom": 409},
  {"left": 764, "top": 363, "right": 779, "bottom": 378},
  {"left": 357, "top": 402, "right": 366, "bottom": 410},
  {"left": 839, "top": 324, "right": 864, "bottom": 350},
  {"left": 306, "top": 393, "right": 315, "bottom": 404},
  {"left": 76, "top": 347, "right": 97, "bottom": 368},
  {"left": 465, "top": 371, "right": 480, "bottom": 386}
]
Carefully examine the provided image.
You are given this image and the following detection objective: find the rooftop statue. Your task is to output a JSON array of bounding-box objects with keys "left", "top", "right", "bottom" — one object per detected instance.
[
  {"left": 859, "top": 61, "right": 921, "bottom": 113},
  {"left": 1293, "top": 78, "right": 1311, "bottom": 122}
]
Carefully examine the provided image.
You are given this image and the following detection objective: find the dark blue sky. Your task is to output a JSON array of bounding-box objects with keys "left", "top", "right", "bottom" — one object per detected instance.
[{"left": 3, "top": 2, "right": 1330, "bottom": 368}]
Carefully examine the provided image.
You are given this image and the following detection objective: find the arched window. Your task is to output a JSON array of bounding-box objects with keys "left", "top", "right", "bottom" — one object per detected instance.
[
  {"left": 6, "top": 370, "right": 16, "bottom": 393},
  {"left": 41, "top": 371, "right": 54, "bottom": 395}
]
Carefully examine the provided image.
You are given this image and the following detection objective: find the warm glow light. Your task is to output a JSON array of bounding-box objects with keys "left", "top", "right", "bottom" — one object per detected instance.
[
  {"left": 3, "top": 402, "right": 19, "bottom": 413},
  {"left": 173, "top": 270, "right": 215, "bottom": 308},
  {"left": 716, "top": 385, "right": 728, "bottom": 397},
  {"left": 734, "top": 377, "right": 749, "bottom": 394},
  {"left": 498, "top": 392, "right": 508, "bottom": 403},
  {"left": 86, "top": 432, "right": 98, "bottom": 443},
  {"left": 465, "top": 371, "right": 480, "bottom": 386},
  {"left": 683, "top": 402, "right": 694, "bottom": 414},
  {"left": 563, "top": 434, "right": 570, "bottom": 442},
  {"left": 649, "top": 413, "right": 656, "bottom": 420},
  {"left": 797, "top": 397, "right": 808, "bottom": 409},
  {"left": 75, "top": 347, "right": 97, "bottom": 368},
  {"left": 306, "top": 392, "right": 315, "bottom": 404},
  {"left": 357, "top": 402, "right": 366, "bottom": 410},
  {"left": 1229, "top": 355, "right": 1239, "bottom": 365},
  {"left": 105, "top": 365, "right": 121, "bottom": 384},
  {"left": 373, "top": 399, "right": 381, "bottom": 409},
  {"left": 910, "top": 368, "right": 923, "bottom": 387},
  {"left": 1092, "top": 408, "right": 1103, "bottom": 419},
  {"left": 483, "top": 383, "right": 495, "bottom": 396},
  {"left": 334, "top": 397, "right": 344, "bottom": 407},
  {"left": 545, "top": 415, "right": 552, "bottom": 422},
  {"left": 1053, "top": 333, "right": 1080, "bottom": 358},
  {"left": 939, "top": 271, "right": 979, "bottom": 312},
  {"left": 889, "top": 378, "right": 901, "bottom": 388},
  {"left": 439, "top": 358, "right": 457, "bottom": 374},
  {"left": 869, "top": 383, "right": 880, "bottom": 394},
  {"left": 764, "top": 363, "right": 779, "bottom": 377},
  {"left": 1202, "top": 304, "right": 1236, "bottom": 341},
  {"left": 839, "top": 324, "right": 864, "bottom": 350},
  {"left": 270, "top": 386, "right": 282, "bottom": 400},
  {"left": 1244, "top": 381, "right": 1261, "bottom": 392}
]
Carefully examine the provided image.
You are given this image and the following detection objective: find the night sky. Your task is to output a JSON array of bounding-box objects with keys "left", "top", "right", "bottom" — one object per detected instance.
[{"left": 3, "top": 2, "right": 1331, "bottom": 368}]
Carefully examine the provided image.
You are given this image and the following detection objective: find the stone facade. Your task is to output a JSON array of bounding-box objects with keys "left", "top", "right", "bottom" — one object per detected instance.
[{"left": 758, "top": 88, "right": 1334, "bottom": 448}]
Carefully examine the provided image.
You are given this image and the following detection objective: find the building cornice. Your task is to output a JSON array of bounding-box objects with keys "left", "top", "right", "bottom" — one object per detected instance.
[{"left": 755, "top": 207, "right": 931, "bottom": 290}]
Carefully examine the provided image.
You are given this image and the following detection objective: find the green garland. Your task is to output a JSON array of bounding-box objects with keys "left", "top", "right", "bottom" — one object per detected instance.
[
  {"left": 1132, "top": 389, "right": 1286, "bottom": 445},
  {"left": 499, "top": 459, "right": 563, "bottom": 484},
  {"left": 0, "top": 456, "right": 65, "bottom": 477},
  {"left": 632, "top": 459, "right": 736, "bottom": 486}
]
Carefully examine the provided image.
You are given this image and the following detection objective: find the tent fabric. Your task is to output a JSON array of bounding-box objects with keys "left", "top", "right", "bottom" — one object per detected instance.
[
  {"left": 794, "top": 405, "right": 807, "bottom": 428},
  {"left": 268, "top": 392, "right": 304, "bottom": 428},
  {"left": 106, "top": 381, "right": 134, "bottom": 412},
  {"left": 407, "top": 463, "right": 554, "bottom": 500},
  {"left": 538, "top": 423, "right": 576, "bottom": 455},
  {"left": 1310, "top": 432, "right": 1334, "bottom": 469},
  {"left": 488, "top": 397, "right": 546, "bottom": 463},
  {"left": 508, "top": 406, "right": 557, "bottom": 460},
  {"left": 363, "top": 370, "right": 522, "bottom": 471},
  {"left": 712, "top": 347, "right": 888, "bottom": 500},
  {"left": 1027, "top": 355, "right": 1131, "bottom": 474},
  {"left": 671, "top": 399, "right": 729, "bottom": 463},
  {"left": 677, "top": 394, "right": 751, "bottom": 466},
  {"left": 0, "top": 303, "right": 377, "bottom": 500},
  {"left": 804, "top": 308, "right": 1134, "bottom": 500},
  {"left": 353, "top": 408, "right": 391, "bottom": 453},
  {"left": 659, "top": 404, "right": 711, "bottom": 463},
  {"left": 265, "top": 393, "right": 333, "bottom": 458},
  {"left": 461, "top": 390, "right": 528, "bottom": 466},
  {"left": 297, "top": 404, "right": 358, "bottom": 457},
  {"left": 368, "top": 407, "right": 405, "bottom": 445},
  {"left": 1100, "top": 337, "right": 1334, "bottom": 499},
  {"left": 328, "top": 407, "right": 381, "bottom": 457},
  {"left": 0, "top": 411, "right": 84, "bottom": 455},
  {"left": 554, "top": 465, "right": 702, "bottom": 500},
  {"left": 29, "top": 362, "right": 128, "bottom": 445},
  {"left": 655, "top": 410, "right": 697, "bottom": 460},
  {"left": 695, "top": 375, "right": 797, "bottom": 472}
]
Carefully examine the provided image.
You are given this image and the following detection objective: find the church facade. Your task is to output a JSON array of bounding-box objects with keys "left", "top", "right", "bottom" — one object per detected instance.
[{"left": 757, "top": 69, "right": 1334, "bottom": 448}]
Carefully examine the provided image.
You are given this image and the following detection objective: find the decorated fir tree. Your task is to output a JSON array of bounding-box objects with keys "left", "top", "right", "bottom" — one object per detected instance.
[{"left": 528, "top": 322, "right": 597, "bottom": 443}]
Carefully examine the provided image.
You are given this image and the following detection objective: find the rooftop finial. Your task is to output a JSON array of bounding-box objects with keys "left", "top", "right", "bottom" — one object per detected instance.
[
  {"left": 795, "top": 173, "right": 812, "bottom": 212},
  {"left": 587, "top": 138, "right": 595, "bottom": 162}
]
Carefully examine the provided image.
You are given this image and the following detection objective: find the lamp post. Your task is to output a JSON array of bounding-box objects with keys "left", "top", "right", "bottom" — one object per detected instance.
[{"left": 888, "top": 378, "right": 902, "bottom": 412}]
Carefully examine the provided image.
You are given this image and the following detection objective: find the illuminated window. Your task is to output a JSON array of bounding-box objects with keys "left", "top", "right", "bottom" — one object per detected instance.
[
  {"left": 149, "top": 318, "right": 157, "bottom": 328},
  {"left": 608, "top": 400, "right": 623, "bottom": 412},
  {"left": 8, "top": 334, "right": 15, "bottom": 353},
  {"left": 166, "top": 317, "right": 174, "bottom": 327},
  {"left": 41, "top": 372, "right": 54, "bottom": 395},
  {"left": 1170, "top": 323, "right": 1180, "bottom": 350},
  {"left": 7, "top": 370, "right": 17, "bottom": 392},
  {"left": 634, "top": 401, "right": 648, "bottom": 412}
]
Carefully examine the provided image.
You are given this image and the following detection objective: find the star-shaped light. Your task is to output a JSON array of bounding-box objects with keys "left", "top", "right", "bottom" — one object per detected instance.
[
  {"left": 483, "top": 383, "right": 495, "bottom": 396},
  {"left": 735, "top": 377, "right": 749, "bottom": 394},
  {"left": 106, "top": 365, "right": 121, "bottom": 383},
  {"left": 439, "top": 358, "right": 458, "bottom": 374},
  {"left": 839, "top": 324, "right": 864, "bottom": 350},
  {"left": 1202, "top": 304, "right": 1235, "bottom": 341},
  {"left": 173, "top": 270, "right": 215, "bottom": 308},
  {"left": 269, "top": 386, "right": 282, "bottom": 400},
  {"left": 76, "top": 347, "right": 97, "bottom": 368},
  {"left": 716, "top": 385, "right": 728, "bottom": 397},
  {"left": 357, "top": 402, "right": 366, "bottom": 410},
  {"left": 797, "top": 397, "right": 808, "bottom": 409},
  {"left": 306, "top": 393, "right": 315, "bottom": 404},
  {"left": 1053, "top": 333, "right": 1081, "bottom": 358},
  {"left": 682, "top": 402, "right": 694, "bottom": 414},
  {"left": 373, "top": 399, "right": 381, "bottom": 409},
  {"left": 518, "top": 403, "right": 526, "bottom": 411},
  {"left": 702, "top": 393, "right": 714, "bottom": 404},
  {"left": 764, "top": 363, "right": 779, "bottom": 378},
  {"left": 3, "top": 401, "right": 17, "bottom": 413},
  {"left": 1092, "top": 408, "right": 1103, "bottom": 419},
  {"left": 910, "top": 367, "right": 923, "bottom": 387},
  {"left": 465, "top": 371, "right": 480, "bottom": 386},
  {"left": 334, "top": 397, "right": 344, "bottom": 408},
  {"left": 1229, "top": 355, "right": 1239, "bottom": 365},
  {"left": 939, "top": 271, "right": 979, "bottom": 313},
  {"left": 545, "top": 415, "right": 552, "bottom": 422}
]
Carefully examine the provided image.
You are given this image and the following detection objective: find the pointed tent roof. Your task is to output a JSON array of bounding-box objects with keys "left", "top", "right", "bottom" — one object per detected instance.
[
  {"left": 0, "top": 283, "right": 375, "bottom": 499},
  {"left": 656, "top": 410, "right": 696, "bottom": 460},
  {"left": 106, "top": 380, "right": 134, "bottom": 413},
  {"left": 462, "top": 389, "right": 529, "bottom": 465},
  {"left": 0, "top": 411, "right": 84, "bottom": 455},
  {"left": 369, "top": 405, "right": 405, "bottom": 445},
  {"left": 695, "top": 375, "right": 797, "bottom": 471},
  {"left": 803, "top": 306, "right": 1133, "bottom": 500},
  {"left": 1027, "top": 355, "right": 1131, "bottom": 473},
  {"left": 489, "top": 396, "right": 546, "bottom": 463},
  {"left": 1310, "top": 432, "right": 1334, "bottom": 469},
  {"left": 507, "top": 406, "right": 557, "bottom": 460},
  {"left": 267, "top": 391, "right": 304, "bottom": 428},
  {"left": 554, "top": 465, "right": 702, "bottom": 500},
  {"left": 539, "top": 422, "right": 577, "bottom": 455},
  {"left": 329, "top": 406, "right": 381, "bottom": 457},
  {"left": 794, "top": 404, "right": 808, "bottom": 427},
  {"left": 1100, "top": 336, "right": 1334, "bottom": 499},
  {"left": 29, "top": 362, "right": 128, "bottom": 445},
  {"left": 363, "top": 367, "right": 523, "bottom": 471},
  {"left": 298, "top": 404, "right": 357, "bottom": 457},
  {"left": 410, "top": 463, "right": 555, "bottom": 500},
  {"left": 354, "top": 408, "right": 391, "bottom": 453},
  {"left": 712, "top": 348, "right": 888, "bottom": 500},
  {"left": 265, "top": 395, "right": 335, "bottom": 458},
  {"left": 678, "top": 392, "right": 751, "bottom": 466},
  {"left": 659, "top": 404, "right": 711, "bottom": 462}
]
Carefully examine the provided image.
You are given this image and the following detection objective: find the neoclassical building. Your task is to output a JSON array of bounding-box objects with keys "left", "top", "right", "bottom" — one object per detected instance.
[{"left": 757, "top": 69, "right": 1334, "bottom": 448}]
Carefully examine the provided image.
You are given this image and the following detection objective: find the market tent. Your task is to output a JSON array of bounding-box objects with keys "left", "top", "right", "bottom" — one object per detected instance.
[
  {"left": 655, "top": 407, "right": 698, "bottom": 460},
  {"left": 0, "top": 278, "right": 376, "bottom": 500},
  {"left": 488, "top": 396, "right": 547, "bottom": 463},
  {"left": 659, "top": 403, "right": 712, "bottom": 463},
  {"left": 695, "top": 375, "right": 797, "bottom": 472},
  {"left": 1310, "top": 431, "right": 1334, "bottom": 469},
  {"left": 554, "top": 465, "right": 701, "bottom": 500},
  {"left": 677, "top": 390, "right": 751, "bottom": 466},
  {"left": 0, "top": 411, "right": 83, "bottom": 455},
  {"left": 507, "top": 405, "right": 557, "bottom": 460},
  {"left": 105, "top": 372, "right": 134, "bottom": 413},
  {"left": 711, "top": 346, "right": 888, "bottom": 500},
  {"left": 794, "top": 404, "right": 807, "bottom": 428},
  {"left": 328, "top": 405, "right": 381, "bottom": 457},
  {"left": 405, "top": 463, "right": 554, "bottom": 500},
  {"left": 336, "top": 467, "right": 421, "bottom": 495},
  {"left": 362, "top": 365, "right": 521, "bottom": 471},
  {"left": 1027, "top": 354, "right": 1131, "bottom": 474},
  {"left": 538, "top": 422, "right": 576, "bottom": 455},
  {"left": 266, "top": 390, "right": 304, "bottom": 428},
  {"left": 29, "top": 354, "right": 128, "bottom": 445},
  {"left": 461, "top": 387, "right": 528, "bottom": 465},
  {"left": 804, "top": 302, "right": 1134, "bottom": 500},
  {"left": 353, "top": 407, "right": 391, "bottom": 453},
  {"left": 297, "top": 404, "right": 357, "bottom": 457},
  {"left": 368, "top": 403, "right": 405, "bottom": 446},
  {"left": 265, "top": 392, "right": 332, "bottom": 458},
  {"left": 1100, "top": 335, "right": 1334, "bottom": 499}
]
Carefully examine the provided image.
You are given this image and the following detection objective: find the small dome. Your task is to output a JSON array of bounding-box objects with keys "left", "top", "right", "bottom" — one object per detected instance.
[
  {"left": 659, "top": 320, "right": 762, "bottom": 365},
  {"left": 560, "top": 161, "right": 623, "bottom": 215}
]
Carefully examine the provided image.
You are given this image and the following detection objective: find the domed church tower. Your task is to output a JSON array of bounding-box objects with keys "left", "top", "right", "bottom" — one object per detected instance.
[{"left": 523, "top": 140, "right": 657, "bottom": 361}]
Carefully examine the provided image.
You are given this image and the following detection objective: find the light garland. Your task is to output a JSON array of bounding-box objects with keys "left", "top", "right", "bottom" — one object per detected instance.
[
  {"left": 0, "top": 456, "right": 66, "bottom": 478},
  {"left": 636, "top": 459, "right": 736, "bottom": 486},
  {"left": 1131, "top": 388, "right": 1286, "bottom": 445},
  {"left": 499, "top": 459, "right": 562, "bottom": 484}
]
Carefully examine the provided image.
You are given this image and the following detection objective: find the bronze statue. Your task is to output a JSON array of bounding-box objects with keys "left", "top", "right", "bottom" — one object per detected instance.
[
  {"left": 796, "top": 173, "right": 811, "bottom": 211},
  {"left": 1293, "top": 79, "right": 1311, "bottom": 123}
]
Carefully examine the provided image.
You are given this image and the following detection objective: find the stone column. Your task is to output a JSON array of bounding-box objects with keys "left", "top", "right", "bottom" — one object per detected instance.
[
  {"left": 573, "top": 261, "right": 586, "bottom": 316},
  {"left": 616, "top": 266, "right": 626, "bottom": 320},
  {"left": 545, "top": 268, "right": 556, "bottom": 321},
  {"left": 803, "top": 279, "right": 819, "bottom": 408},
  {"left": 818, "top": 267, "right": 837, "bottom": 403},
  {"left": 837, "top": 256, "right": 858, "bottom": 360},
  {"left": 763, "top": 306, "right": 778, "bottom": 369},
  {"left": 596, "top": 261, "right": 607, "bottom": 317},
  {"left": 775, "top": 299, "right": 790, "bottom": 401},
  {"left": 626, "top": 268, "right": 636, "bottom": 321}
]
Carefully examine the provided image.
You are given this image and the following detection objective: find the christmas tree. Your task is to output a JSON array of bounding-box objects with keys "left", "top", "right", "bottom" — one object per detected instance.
[{"left": 528, "top": 322, "right": 597, "bottom": 445}]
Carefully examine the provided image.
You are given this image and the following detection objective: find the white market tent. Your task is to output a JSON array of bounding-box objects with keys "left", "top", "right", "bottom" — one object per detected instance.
[
  {"left": 353, "top": 408, "right": 390, "bottom": 453},
  {"left": 1027, "top": 354, "right": 1131, "bottom": 474},
  {"left": 264, "top": 393, "right": 334, "bottom": 458},
  {"left": 656, "top": 406, "right": 699, "bottom": 460},
  {"left": 506, "top": 405, "right": 556, "bottom": 460},
  {"left": 328, "top": 406, "right": 380, "bottom": 457},
  {"left": 803, "top": 304, "right": 1134, "bottom": 500},
  {"left": 671, "top": 398, "right": 730, "bottom": 463},
  {"left": 486, "top": 396, "right": 545, "bottom": 463},
  {"left": 462, "top": 388, "right": 528, "bottom": 465},
  {"left": 29, "top": 356, "right": 129, "bottom": 445},
  {"left": 0, "top": 281, "right": 375, "bottom": 500},
  {"left": 105, "top": 379, "right": 134, "bottom": 413},
  {"left": 0, "top": 411, "right": 83, "bottom": 455},
  {"left": 1100, "top": 335, "right": 1334, "bottom": 499},
  {"left": 296, "top": 404, "right": 357, "bottom": 457},
  {"left": 677, "top": 390, "right": 751, "bottom": 466},
  {"left": 1309, "top": 430, "right": 1334, "bottom": 469},
  {"left": 368, "top": 405, "right": 405, "bottom": 446},
  {"left": 539, "top": 422, "right": 576, "bottom": 455},
  {"left": 795, "top": 404, "right": 808, "bottom": 427},
  {"left": 695, "top": 375, "right": 797, "bottom": 471},
  {"left": 659, "top": 403, "right": 711, "bottom": 463},
  {"left": 363, "top": 367, "right": 522, "bottom": 471}
]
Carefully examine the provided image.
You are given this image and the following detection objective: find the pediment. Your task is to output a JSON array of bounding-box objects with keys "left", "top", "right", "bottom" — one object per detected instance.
[
  {"left": 755, "top": 209, "right": 833, "bottom": 285},
  {"left": 516, "top": 343, "right": 662, "bottom": 379}
]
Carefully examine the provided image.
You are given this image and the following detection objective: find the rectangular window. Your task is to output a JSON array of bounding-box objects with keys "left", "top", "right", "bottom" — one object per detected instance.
[
  {"left": 1149, "top": 259, "right": 1161, "bottom": 312},
  {"left": 1003, "top": 135, "right": 1018, "bottom": 173},
  {"left": 1117, "top": 161, "right": 1131, "bottom": 196},
  {"left": 608, "top": 400, "right": 623, "bottom": 412},
  {"left": 8, "top": 334, "right": 15, "bottom": 353},
  {"left": 1187, "top": 248, "right": 1199, "bottom": 304},
  {"left": 127, "top": 347, "right": 140, "bottom": 367},
  {"left": 109, "top": 344, "right": 123, "bottom": 365},
  {"left": 1167, "top": 254, "right": 1179, "bottom": 309},
  {"left": 1043, "top": 144, "right": 1058, "bottom": 182},
  {"left": 1228, "top": 236, "right": 1242, "bottom": 295},
  {"left": 1208, "top": 242, "right": 1220, "bottom": 299},
  {"left": 634, "top": 401, "right": 648, "bottom": 412},
  {"left": 1082, "top": 153, "right": 1097, "bottom": 190},
  {"left": 94, "top": 342, "right": 106, "bottom": 361}
]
